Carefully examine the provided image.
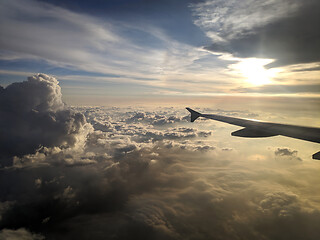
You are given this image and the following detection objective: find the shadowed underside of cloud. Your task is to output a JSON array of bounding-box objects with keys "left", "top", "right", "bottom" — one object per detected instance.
[
  {"left": 0, "top": 74, "right": 88, "bottom": 165},
  {"left": 197, "top": 0, "right": 320, "bottom": 67},
  {"left": 1, "top": 75, "right": 320, "bottom": 239},
  {"left": 1, "top": 144, "right": 320, "bottom": 240}
]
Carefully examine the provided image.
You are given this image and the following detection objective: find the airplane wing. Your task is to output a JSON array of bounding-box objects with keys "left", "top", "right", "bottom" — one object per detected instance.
[{"left": 186, "top": 107, "right": 320, "bottom": 160}]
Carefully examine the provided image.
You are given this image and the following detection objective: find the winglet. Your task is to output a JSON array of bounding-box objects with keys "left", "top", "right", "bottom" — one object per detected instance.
[
  {"left": 186, "top": 107, "right": 201, "bottom": 122},
  {"left": 312, "top": 151, "right": 320, "bottom": 160}
]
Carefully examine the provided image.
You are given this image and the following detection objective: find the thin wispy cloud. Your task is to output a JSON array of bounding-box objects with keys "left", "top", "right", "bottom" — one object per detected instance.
[
  {"left": 0, "top": 0, "right": 217, "bottom": 90},
  {"left": 191, "top": 0, "right": 301, "bottom": 41},
  {"left": 192, "top": 0, "right": 320, "bottom": 68},
  {"left": 0, "top": 0, "right": 319, "bottom": 99}
]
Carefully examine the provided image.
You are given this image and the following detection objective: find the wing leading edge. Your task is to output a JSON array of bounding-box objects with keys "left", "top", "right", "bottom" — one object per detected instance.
[{"left": 186, "top": 107, "right": 320, "bottom": 160}]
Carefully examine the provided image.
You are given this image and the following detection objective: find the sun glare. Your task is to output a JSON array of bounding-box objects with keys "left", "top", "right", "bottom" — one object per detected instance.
[{"left": 233, "top": 58, "right": 279, "bottom": 85}]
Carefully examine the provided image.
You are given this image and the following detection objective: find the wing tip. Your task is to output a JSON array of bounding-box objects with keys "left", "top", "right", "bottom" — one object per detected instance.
[
  {"left": 186, "top": 107, "right": 201, "bottom": 122},
  {"left": 312, "top": 151, "right": 320, "bottom": 160}
]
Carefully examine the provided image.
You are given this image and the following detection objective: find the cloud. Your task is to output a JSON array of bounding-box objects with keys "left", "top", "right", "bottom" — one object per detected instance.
[
  {"left": 204, "top": 108, "right": 259, "bottom": 118},
  {"left": 1, "top": 76, "right": 320, "bottom": 239},
  {"left": 0, "top": 0, "right": 252, "bottom": 97},
  {"left": 0, "top": 74, "right": 90, "bottom": 165},
  {"left": 192, "top": 0, "right": 320, "bottom": 67},
  {"left": 275, "top": 147, "right": 302, "bottom": 162},
  {"left": 0, "top": 0, "right": 210, "bottom": 86},
  {"left": 124, "top": 111, "right": 190, "bottom": 126},
  {"left": 84, "top": 108, "right": 212, "bottom": 147},
  {"left": 0, "top": 228, "right": 44, "bottom": 240},
  {"left": 275, "top": 148, "right": 298, "bottom": 157},
  {"left": 2, "top": 118, "right": 320, "bottom": 240},
  {"left": 2, "top": 144, "right": 320, "bottom": 239},
  {"left": 234, "top": 84, "right": 320, "bottom": 94},
  {"left": 259, "top": 192, "right": 299, "bottom": 215}
]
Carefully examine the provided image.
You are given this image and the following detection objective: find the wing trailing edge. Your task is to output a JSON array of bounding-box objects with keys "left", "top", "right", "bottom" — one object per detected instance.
[{"left": 231, "top": 128, "right": 278, "bottom": 138}]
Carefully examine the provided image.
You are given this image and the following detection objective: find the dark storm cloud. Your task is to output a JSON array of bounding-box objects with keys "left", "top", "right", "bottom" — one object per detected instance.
[
  {"left": 203, "top": 0, "right": 320, "bottom": 67},
  {"left": 0, "top": 74, "right": 88, "bottom": 165}
]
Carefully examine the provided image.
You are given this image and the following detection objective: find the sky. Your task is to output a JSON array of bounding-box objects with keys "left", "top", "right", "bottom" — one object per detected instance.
[
  {"left": 1, "top": 1, "right": 320, "bottom": 239},
  {"left": 0, "top": 0, "right": 320, "bottom": 103}
]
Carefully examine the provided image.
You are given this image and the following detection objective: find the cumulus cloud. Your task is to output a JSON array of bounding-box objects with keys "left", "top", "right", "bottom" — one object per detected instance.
[
  {"left": 2, "top": 144, "right": 320, "bottom": 239},
  {"left": 125, "top": 111, "right": 188, "bottom": 126},
  {"left": 0, "top": 74, "right": 90, "bottom": 165}
]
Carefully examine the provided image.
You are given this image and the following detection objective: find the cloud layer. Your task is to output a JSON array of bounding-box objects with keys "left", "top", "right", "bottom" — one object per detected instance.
[{"left": 1, "top": 75, "right": 320, "bottom": 239}]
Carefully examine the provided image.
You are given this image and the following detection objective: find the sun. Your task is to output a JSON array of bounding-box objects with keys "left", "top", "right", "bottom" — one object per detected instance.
[{"left": 234, "top": 58, "right": 279, "bottom": 85}]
